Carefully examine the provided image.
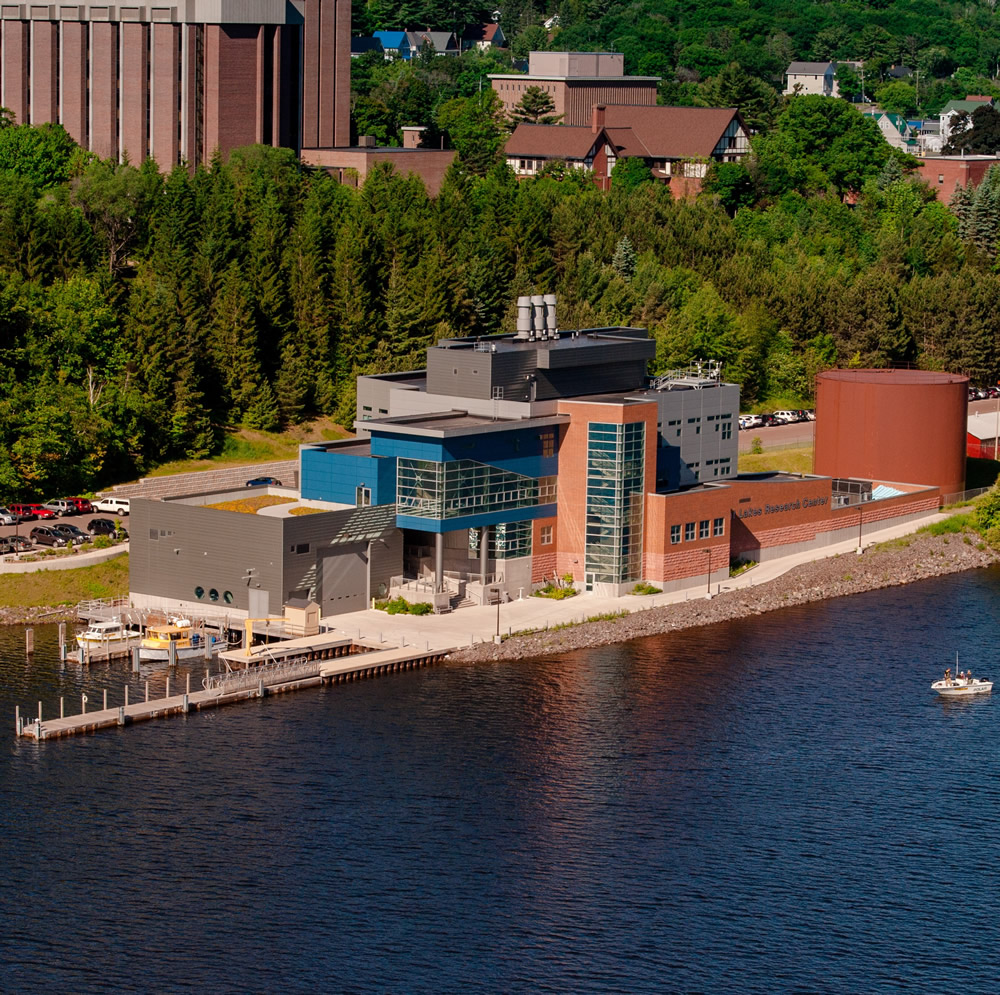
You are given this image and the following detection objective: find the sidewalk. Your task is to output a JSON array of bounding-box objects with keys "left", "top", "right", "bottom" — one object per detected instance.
[
  {"left": 0, "top": 544, "right": 128, "bottom": 574},
  {"left": 319, "top": 511, "right": 950, "bottom": 652}
]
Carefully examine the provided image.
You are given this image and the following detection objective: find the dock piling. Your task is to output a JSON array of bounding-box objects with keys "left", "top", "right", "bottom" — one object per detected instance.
[
  {"left": 132, "top": 647, "right": 140, "bottom": 672},
  {"left": 186, "top": 673, "right": 190, "bottom": 696},
  {"left": 25, "top": 628, "right": 33, "bottom": 655},
  {"left": 81, "top": 693, "right": 87, "bottom": 715},
  {"left": 182, "top": 694, "right": 189, "bottom": 714},
  {"left": 168, "top": 641, "right": 177, "bottom": 668},
  {"left": 165, "top": 676, "right": 170, "bottom": 699},
  {"left": 60, "top": 697, "right": 64, "bottom": 719},
  {"left": 37, "top": 701, "right": 42, "bottom": 724},
  {"left": 145, "top": 680, "right": 149, "bottom": 703},
  {"left": 124, "top": 685, "right": 129, "bottom": 707},
  {"left": 103, "top": 689, "right": 107, "bottom": 711},
  {"left": 15, "top": 705, "right": 19, "bottom": 735},
  {"left": 117, "top": 707, "right": 125, "bottom": 727}
]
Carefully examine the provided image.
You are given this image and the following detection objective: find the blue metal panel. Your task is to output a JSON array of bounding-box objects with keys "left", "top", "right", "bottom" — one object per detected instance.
[
  {"left": 300, "top": 448, "right": 396, "bottom": 505},
  {"left": 396, "top": 503, "right": 557, "bottom": 535}
]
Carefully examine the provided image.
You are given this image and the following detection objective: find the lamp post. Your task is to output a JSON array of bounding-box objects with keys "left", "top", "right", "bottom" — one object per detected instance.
[
  {"left": 704, "top": 546, "right": 712, "bottom": 598},
  {"left": 857, "top": 506, "right": 863, "bottom": 553}
]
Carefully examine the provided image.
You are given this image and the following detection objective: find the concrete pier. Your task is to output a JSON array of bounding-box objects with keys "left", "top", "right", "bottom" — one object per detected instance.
[{"left": 15, "top": 640, "right": 454, "bottom": 741}]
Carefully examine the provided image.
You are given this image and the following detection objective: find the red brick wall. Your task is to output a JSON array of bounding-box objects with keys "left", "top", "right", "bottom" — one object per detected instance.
[
  {"left": 3, "top": 20, "right": 29, "bottom": 125},
  {"left": 531, "top": 515, "right": 558, "bottom": 583},
  {"left": 151, "top": 22, "right": 181, "bottom": 167},
  {"left": 121, "top": 22, "right": 149, "bottom": 164},
  {"left": 917, "top": 158, "right": 996, "bottom": 204},
  {"left": 555, "top": 398, "right": 658, "bottom": 584},
  {"left": 30, "top": 20, "right": 58, "bottom": 124},
  {"left": 204, "top": 24, "right": 259, "bottom": 159},
  {"left": 90, "top": 22, "right": 119, "bottom": 161},
  {"left": 60, "top": 22, "right": 88, "bottom": 147}
]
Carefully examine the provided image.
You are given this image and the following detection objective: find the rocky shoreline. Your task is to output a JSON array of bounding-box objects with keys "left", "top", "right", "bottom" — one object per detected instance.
[
  {"left": 0, "top": 605, "right": 81, "bottom": 626},
  {"left": 448, "top": 532, "right": 999, "bottom": 664}
]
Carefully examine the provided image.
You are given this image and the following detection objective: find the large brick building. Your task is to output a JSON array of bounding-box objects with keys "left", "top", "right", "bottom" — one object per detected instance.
[{"left": 0, "top": 0, "right": 350, "bottom": 167}]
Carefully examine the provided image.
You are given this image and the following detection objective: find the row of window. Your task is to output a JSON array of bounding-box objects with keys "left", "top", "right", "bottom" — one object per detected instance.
[
  {"left": 194, "top": 586, "right": 234, "bottom": 603},
  {"left": 670, "top": 518, "right": 726, "bottom": 544}
]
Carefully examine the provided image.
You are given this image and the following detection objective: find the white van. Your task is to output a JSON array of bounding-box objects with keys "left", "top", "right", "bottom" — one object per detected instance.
[
  {"left": 772, "top": 410, "right": 800, "bottom": 424},
  {"left": 93, "top": 497, "right": 130, "bottom": 515}
]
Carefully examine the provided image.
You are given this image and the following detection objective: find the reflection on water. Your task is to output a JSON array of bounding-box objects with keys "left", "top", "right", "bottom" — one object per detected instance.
[{"left": 3, "top": 571, "right": 1000, "bottom": 993}]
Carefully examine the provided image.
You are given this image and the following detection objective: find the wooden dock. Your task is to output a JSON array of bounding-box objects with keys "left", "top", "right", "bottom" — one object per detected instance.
[{"left": 15, "top": 640, "right": 455, "bottom": 741}]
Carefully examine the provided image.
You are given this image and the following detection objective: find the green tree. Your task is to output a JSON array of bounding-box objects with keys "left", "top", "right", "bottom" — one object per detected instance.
[
  {"left": 510, "top": 85, "right": 563, "bottom": 125},
  {"left": 875, "top": 81, "right": 918, "bottom": 118},
  {"left": 611, "top": 236, "right": 637, "bottom": 280},
  {"left": 611, "top": 157, "right": 652, "bottom": 191},
  {"left": 436, "top": 91, "right": 508, "bottom": 176},
  {"left": 944, "top": 105, "right": 1000, "bottom": 155},
  {"left": 697, "top": 63, "right": 780, "bottom": 134}
]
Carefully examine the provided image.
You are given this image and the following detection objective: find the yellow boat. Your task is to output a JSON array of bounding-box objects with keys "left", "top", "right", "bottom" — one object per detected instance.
[{"left": 139, "top": 618, "right": 210, "bottom": 661}]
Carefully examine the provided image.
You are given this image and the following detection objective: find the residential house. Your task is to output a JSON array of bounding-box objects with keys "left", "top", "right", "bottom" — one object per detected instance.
[
  {"left": 490, "top": 51, "right": 659, "bottom": 126},
  {"left": 373, "top": 30, "right": 412, "bottom": 60},
  {"left": 505, "top": 104, "right": 750, "bottom": 195},
  {"left": 939, "top": 97, "right": 995, "bottom": 147},
  {"left": 784, "top": 61, "right": 862, "bottom": 98},
  {"left": 406, "top": 30, "right": 460, "bottom": 57},
  {"left": 352, "top": 36, "right": 385, "bottom": 58},
  {"left": 462, "top": 23, "right": 505, "bottom": 52},
  {"left": 864, "top": 111, "right": 919, "bottom": 152}
]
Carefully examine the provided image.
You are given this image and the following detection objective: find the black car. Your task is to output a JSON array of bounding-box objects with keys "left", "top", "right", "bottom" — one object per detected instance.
[
  {"left": 5, "top": 534, "right": 32, "bottom": 552},
  {"left": 52, "top": 523, "right": 89, "bottom": 545},
  {"left": 87, "top": 518, "right": 128, "bottom": 539},
  {"left": 246, "top": 476, "right": 283, "bottom": 487},
  {"left": 30, "top": 526, "right": 68, "bottom": 547}
]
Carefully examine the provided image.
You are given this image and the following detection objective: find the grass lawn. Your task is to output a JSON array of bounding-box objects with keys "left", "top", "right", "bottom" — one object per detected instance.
[
  {"left": 738, "top": 445, "right": 814, "bottom": 475},
  {"left": 0, "top": 554, "right": 129, "bottom": 607},
  {"left": 204, "top": 495, "right": 295, "bottom": 514},
  {"left": 146, "top": 419, "right": 348, "bottom": 478}
]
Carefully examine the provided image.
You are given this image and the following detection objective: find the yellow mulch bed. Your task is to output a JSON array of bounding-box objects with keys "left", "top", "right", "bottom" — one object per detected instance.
[
  {"left": 288, "top": 506, "right": 325, "bottom": 516},
  {"left": 204, "top": 495, "right": 296, "bottom": 514}
]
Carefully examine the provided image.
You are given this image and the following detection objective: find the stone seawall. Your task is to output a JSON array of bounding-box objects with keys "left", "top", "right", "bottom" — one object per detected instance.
[{"left": 449, "top": 532, "right": 999, "bottom": 663}]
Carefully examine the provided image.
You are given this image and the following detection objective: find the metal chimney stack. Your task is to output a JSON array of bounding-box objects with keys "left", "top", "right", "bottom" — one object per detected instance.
[
  {"left": 530, "top": 295, "right": 545, "bottom": 340},
  {"left": 515, "top": 296, "right": 532, "bottom": 341},
  {"left": 543, "top": 293, "right": 558, "bottom": 339}
]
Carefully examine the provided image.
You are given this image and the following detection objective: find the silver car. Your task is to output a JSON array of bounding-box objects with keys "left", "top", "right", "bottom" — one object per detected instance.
[{"left": 0, "top": 506, "right": 16, "bottom": 525}]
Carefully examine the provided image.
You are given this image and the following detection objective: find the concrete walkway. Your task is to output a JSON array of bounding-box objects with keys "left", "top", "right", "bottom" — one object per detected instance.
[
  {"left": 0, "top": 544, "right": 128, "bottom": 574},
  {"left": 319, "top": 511, "right": 952, "bottom": 652}
]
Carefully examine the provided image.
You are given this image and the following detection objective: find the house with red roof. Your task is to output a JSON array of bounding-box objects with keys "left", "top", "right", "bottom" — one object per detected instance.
[
  {"left": 462, "top": 23, "right": 506, "bottom": 52},
  {"left": 504, "top": 104, "right": 750, "bottom": 195}
]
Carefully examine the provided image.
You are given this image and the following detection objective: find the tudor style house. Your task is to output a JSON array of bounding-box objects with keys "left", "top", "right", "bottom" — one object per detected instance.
[{"left": 505, "top": 104, "right": 750, "bottom": 195}]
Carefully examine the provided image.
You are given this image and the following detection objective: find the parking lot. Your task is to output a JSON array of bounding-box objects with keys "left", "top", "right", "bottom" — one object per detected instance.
[{"left": 0, "top": 509, "right": 128, "bottom": 550}]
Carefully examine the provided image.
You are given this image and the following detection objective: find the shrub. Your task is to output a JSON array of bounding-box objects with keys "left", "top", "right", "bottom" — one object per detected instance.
[
  {"left": 632, "top": 581, "right": 661, "bottom": 595},
  {"left": 533, "top": 582, "right": 577, "bottom": 600},
  {"left": 92, "top": 535, "right": 113, "bottom": 549},
  {"left": 374, "top": 596, "right": 433, "bottom": 615},
  {"left": 750, "top": 436, "right": 763, "bottom": 454}
]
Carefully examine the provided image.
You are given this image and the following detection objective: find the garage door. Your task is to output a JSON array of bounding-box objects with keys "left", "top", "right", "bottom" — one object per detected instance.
[{"left": 320, "top": 546, "right": 366, "bottom": 615}]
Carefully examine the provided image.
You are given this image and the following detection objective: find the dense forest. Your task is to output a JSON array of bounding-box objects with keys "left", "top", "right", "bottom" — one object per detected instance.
[{"left": 1, "top": 89, "right": 998, "bottom": 501}]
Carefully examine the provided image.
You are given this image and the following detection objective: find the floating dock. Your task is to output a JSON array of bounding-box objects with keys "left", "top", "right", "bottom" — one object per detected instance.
[{"left": 15, "top": 638, "right": 454, "bottom": 741}]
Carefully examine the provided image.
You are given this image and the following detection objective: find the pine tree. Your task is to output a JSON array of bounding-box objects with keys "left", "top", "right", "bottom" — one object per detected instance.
[
  {"left": 612, "top": 236, "right": 637, "bottom": 281},
  {"left": 510, "top": 86, "right": 564, "bottom": 125}
]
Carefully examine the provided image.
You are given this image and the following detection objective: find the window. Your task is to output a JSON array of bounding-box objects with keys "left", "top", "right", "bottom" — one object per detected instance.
[
  {"left": 223, "top": 591, "right": 234, "bottom": 604},
  {"left": 540, "top": 525, "right": 553, "bottom": 545},
  {"left": 699, "top": 519, "right": 710, "bottom": 539},
  {"left": 294, "top": 543, "right": 310, "bottom": 554},
  {"left": 722, "top": 419, "right": 732, "bottom": 440},
  {"left": 685, "top": 522, "right": 695, "bottom": 541},
  {"left": 356, "top": 486, "right": 371, "bottom": 507},
  {"left": 713, "top": 517, "right": 725, "bottom": 537},
  {"left": 540, "top": 429, "right": 556, "bottom": 457},
  {"left": 670, "top": 524, "right": 681, "bottom": 545},
  {"left": 194, "top": 586, "right": 204, "bottom": 599},
  {"left": 209, "top": 588, "right": 219, "bottom": 602}
]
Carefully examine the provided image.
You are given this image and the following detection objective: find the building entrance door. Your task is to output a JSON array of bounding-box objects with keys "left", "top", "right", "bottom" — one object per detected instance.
[{"left": 585, "top": 572, "right": 595, "bottom": 592}]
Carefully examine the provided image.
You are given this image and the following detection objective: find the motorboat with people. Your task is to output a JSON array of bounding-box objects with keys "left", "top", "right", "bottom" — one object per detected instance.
[
  {"left": 139, "top": 618, "right": 214, "bottom": 661},
  {"left": 76, "top": 618, "right": 141, "bottom": 652},
  {"left": 931, "top": 663, "right": 993, "bottom": 698}
]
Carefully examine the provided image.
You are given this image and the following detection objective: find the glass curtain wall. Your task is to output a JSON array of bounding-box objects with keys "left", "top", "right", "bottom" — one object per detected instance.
[
  {"left": 397, "top": 459, "right": 540, "bottom": 520},
  {"left": 585, "top": 422, "right": 645, "bottom": 584}
]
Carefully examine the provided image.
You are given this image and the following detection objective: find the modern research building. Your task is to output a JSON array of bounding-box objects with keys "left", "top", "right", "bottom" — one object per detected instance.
[{"left": 129, "top": 299, "right": 945, "bottom": 619}]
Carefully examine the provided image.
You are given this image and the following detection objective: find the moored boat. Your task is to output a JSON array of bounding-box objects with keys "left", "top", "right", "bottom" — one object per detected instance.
[
  {"left": 139, "top": 618, "right": 213, "bottom": 661},
  {"left": 76, "top": 619, "right": 141, "bottom": 651}
]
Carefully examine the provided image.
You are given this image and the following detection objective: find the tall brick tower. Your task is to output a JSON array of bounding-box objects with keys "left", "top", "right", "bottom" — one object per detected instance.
[{"left": 0, "top": 0, "right": 351, "bottom": 167}]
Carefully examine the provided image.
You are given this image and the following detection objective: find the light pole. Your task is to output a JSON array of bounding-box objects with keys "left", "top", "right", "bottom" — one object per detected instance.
[
  {"left": 704, "top": 547, "right": 712, "bottom": 598},
  {"left": 857, "top": 506, "right": 863, "bottom": 553}
]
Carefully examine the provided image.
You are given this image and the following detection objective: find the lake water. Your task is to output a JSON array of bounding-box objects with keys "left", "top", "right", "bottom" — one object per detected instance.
[{"left": 3, "top": 571, "right": 1000, "bottom": 993}]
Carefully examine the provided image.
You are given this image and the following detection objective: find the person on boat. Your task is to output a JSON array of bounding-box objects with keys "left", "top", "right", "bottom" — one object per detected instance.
[{"left": 944, "top": 668, "right": 952, "bottom": 683}]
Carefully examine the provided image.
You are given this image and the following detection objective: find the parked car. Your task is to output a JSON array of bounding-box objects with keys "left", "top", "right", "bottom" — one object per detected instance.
[
  {"left": 246, "top": 477, "right": 283, "bottom": 487},
  {"left": 0, "top": 506, "right": 16, "bottom": 525},
  {"left": 65, "top": 497, "right": 94, "bottom": 514},
  {"left": 740, "top": 414, "right": 763, "bottom": 429},
  {"left": 52, "top": 523, "right": 89, "bottom": 545},
  {"left": 805, "top": 409, "right": 816, "bottom": 421},
  {"left": 29, "top": 526, "right": 68, "bottom": 547},
  {"left": 88, "top": 518, "right": 128, "bottom": 539},
  {"left": 43, "top": 499, "right": 75, "bottom": 516},
  {"left": 92, "top": 497, "right": 130, "bottom": 515},
  {"left": 758, "top": 413, "right": 780, "bottom": 427},
  {"left": 772, "top": 410, "right": 801, "bottom": 424},
  {"left": 6, "top": 534, "right": 33, "bottom": 552},
  {"left": 8, "top": 504, "right": 39, "bottom": 521}
]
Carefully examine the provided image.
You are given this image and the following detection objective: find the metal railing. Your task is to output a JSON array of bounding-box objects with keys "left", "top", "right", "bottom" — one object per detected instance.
[
  {"left": 204, "top": 655, "right": 319, "bottom": 694},
  {"left": 942, "top": 485, "right": 991, "bottom": 506}
]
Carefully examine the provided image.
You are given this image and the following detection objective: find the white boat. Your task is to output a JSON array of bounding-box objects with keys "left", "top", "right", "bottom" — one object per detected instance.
[
  {"left": 76, "top": 619, "right": 141, "bottom": 651},
  {"left": 931, "top": 672, "right": 993, "bottom": 697}
]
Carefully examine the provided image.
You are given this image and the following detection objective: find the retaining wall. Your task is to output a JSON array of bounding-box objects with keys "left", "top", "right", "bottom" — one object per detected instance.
[{"left": 102, "top": 460, "right": 299, "bottom": 500}]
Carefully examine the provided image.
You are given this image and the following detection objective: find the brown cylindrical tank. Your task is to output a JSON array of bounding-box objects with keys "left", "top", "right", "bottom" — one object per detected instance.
[{"left": 814, "top": 369, "right": 968, "bottom": 499}]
